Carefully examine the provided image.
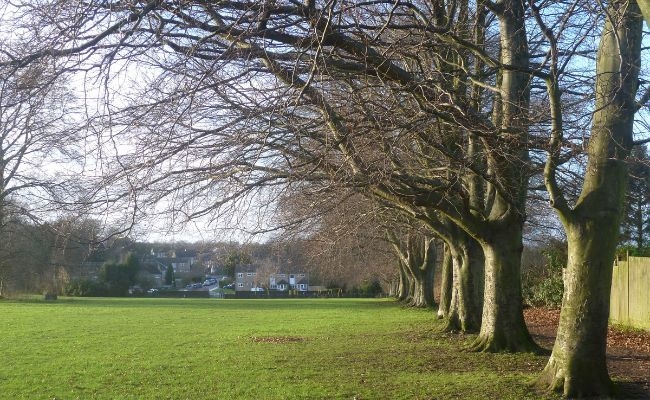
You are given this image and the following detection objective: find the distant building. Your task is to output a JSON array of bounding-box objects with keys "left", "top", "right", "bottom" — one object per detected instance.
[
  {"left": 147, "top": 248, "right": 197, "bottom": 273},
  {"left": 269, "top": 272, "right": 309, "bottom": 291},
  {"left": 234, "top": 265, "right": 310, "bottom": 292}
]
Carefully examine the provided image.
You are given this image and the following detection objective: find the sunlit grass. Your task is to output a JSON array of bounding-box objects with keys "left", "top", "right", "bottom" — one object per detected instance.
[{"left": 0, "top": 297, "right": 558, "bottom": 399}]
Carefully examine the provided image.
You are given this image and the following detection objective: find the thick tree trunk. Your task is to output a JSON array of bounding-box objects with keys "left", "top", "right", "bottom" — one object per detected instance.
[
  {"left": 389, "top": 233, "right": 436, "bottom": 308},
  {"left": 437, "top": 244, "right": 453, "bottom": 318},
  {"left": 405, "top": 250, "right": 436, "bottom": 308},
  {"left": 469, "top": 227, "right": 539, "bottom": 352},
  {"left": 538, "top": 1, "right": 642, "bottom": 396},
  {"left": 441, "top": 234, "right": 483, "bottom": 333},
  {"left": 420, "top": 256, "right": 436, "bottom": 308},
  {"left": 537, "top": 223, "right": 618, "bottom": 397},
  {"left": 397, "top": 260, "right": 410, "bottom": 302},
  {"left": 406, "top": 266, "right": 416, "bottom": 305}
]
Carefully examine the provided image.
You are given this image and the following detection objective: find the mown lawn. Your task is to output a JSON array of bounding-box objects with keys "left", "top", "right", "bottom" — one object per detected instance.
[{"left": 0, "top": 297, "right": 559, "bottom": 399}]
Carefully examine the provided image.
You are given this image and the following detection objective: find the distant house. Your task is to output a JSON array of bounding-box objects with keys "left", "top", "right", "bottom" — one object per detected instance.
[
  {"left": 234, "top": 264, "right": 261, "bottom": 291},
  {"left": 234, "top": 264, "right": 310, "bottom": 292},
  {"left": 147, "top": 248, "right": 197, "bottom": 274},
  {"left": 269, "top": 272, "right": 309, "bottom": 291}
]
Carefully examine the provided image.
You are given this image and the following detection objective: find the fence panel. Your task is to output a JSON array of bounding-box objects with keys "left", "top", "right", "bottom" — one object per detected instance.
[{"left": 610, "top": 256, "right": 650, "bottom": 330}]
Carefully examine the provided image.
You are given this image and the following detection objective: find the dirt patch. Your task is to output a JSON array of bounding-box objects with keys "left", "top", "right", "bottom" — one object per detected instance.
[
  {"left": 524, "top": 307, "right": 650, "bottom": 398},
  {"left": 250, "top": 336, "right": 305, "bottom": 344}
]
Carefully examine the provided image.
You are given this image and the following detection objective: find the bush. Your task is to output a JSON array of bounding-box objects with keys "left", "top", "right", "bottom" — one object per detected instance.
[
  {"left": 63, "top": 279, "right": 107, "bottom": 297},
  {"left": 522, "top": 245, "right": 565, "bottom": 308},
  {"left": 357, "top": 279, "right": 383, "bottom": 297},
  {"left": 617, "top": 244, "right": 650, "bottom": 257}
]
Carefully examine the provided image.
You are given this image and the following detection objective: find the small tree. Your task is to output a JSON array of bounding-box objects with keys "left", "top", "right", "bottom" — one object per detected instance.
[
  {"left": 223, "top": 251, "right": 251, "bottom": 277},
  {"left": 124, "top": 253, "right": 140, "bottom": 284},
  {"left": 99, "top": 262, "right": 129, "bottom": 296},
  {"left": 620, "top": 145, "right": 650, "bottom": 253}
]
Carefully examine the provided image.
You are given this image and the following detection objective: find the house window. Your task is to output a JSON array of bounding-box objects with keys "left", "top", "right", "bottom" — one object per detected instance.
[
  {"left": 238, "top": 283, "right": 243, "bottom": 288},
  {"left": 237, "top": 273, "right": 243, "bottom": 278},
  {"left": 299, "top": 274, "right": 305, "bottom": 277},
  {"left": 290, "top": 274, "right": 295, "bottom": 279},
  {"left": 247, "top": 272, "right": 253, "bottom": 276},
  {"left": 299, "top": 284, "right": 306, "bottom": 290}
]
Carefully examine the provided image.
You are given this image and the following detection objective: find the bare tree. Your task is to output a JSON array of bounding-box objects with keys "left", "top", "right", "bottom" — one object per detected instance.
[
  {"left": 538, "top": 0, "right": 644, "bottom": 396},
  {"left": 275, "top": 187, "right": 396, "bottom": 292},
  {"left": 0, "top": 52, "right": 81, "bottom": 295}
]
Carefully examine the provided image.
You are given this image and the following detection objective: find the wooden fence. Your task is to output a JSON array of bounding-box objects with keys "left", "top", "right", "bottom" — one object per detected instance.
[{"left": 610, "top": 256, "right": 650, "bottom": 330}]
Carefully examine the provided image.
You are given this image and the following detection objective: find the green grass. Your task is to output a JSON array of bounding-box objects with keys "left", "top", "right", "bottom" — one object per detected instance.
[{"left": 0, "top": 297, "right": 558, "bottom": 399}]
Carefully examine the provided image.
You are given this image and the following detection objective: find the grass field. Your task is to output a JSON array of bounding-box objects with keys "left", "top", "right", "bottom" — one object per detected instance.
[{"left": 0, "top": 297, "right": 559, "bottom": 399}]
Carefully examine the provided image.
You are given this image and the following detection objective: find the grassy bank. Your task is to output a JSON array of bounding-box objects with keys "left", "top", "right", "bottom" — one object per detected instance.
[{"left": 0, "top": 298, "right": 556, "bottom": 399}]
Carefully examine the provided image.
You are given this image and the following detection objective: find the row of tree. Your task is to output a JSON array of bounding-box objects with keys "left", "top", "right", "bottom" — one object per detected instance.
[{"left": 0, "top": 1, "right": 649, "bottom": 397}]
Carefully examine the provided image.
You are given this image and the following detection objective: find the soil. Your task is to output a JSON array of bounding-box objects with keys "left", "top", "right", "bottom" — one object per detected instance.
[{"left": 524, "top": 308, "right": 650, "bottom": 399}]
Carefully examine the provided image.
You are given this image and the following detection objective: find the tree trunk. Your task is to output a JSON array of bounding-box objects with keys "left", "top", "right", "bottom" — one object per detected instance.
[
  {"left": 537, "top": 223, "right": 618, "bottom": 397},
  {"left": 389, "top": 233, "right": 436, "bottom": 308},
  {"left": 397, "top": 260, "right": 410, "bottom": 302},
  {"left": 469, "top": 226, "right": 539, "bottom": 352},
  {"left": 538, "top": 1, "right": 642, "bottom": 396},
  {"left": 407, "top": 267, "right": 416, "bottom": 305},
  {"left": 437, "top": 244, "right": 453, "bottom": 318},
  {"left": 441, "top": 233, "right": 483, "bottom": 333},
  {"left": 404, "top": 249, "right": 436, "bottom": 308},
  {"left": 420, "top": 253, "right": 436, "bottom": 308}
]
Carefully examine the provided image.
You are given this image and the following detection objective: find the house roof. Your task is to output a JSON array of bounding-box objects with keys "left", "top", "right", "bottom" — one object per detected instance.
[
  {"left": 276, "top": 279, "right": 289, "bottom": 285},
  {"left": 234, "top": 264, "right": 258, "bottom": 273},
  {"left": 296, "top": 278, "right": 309, "bottom": 285},
  {"left": 175, "top": 249, "right": 198, "bottom": 258}
]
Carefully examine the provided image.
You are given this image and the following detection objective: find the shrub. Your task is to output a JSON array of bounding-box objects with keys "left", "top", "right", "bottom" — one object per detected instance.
[
  {"left": 358, "top": 279, "right": 383, "bottom": 297},
  {"left": 63, "top": 279, "right": 107, "bottom": 297},
  {"left": 522, "top": 245, "right": 565, "bottom": 308},
  {"left": 617, "top": 244, "right": 650, "bottom": 257}
]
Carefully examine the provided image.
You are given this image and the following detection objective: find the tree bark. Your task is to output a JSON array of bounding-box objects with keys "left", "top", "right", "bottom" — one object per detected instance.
[
  {"left": 404, "top": 239, "right": 436, "bottom": 308},
  {"left": 390, "top": 234, "right": 436, "bottom": 308},
  {"left": 441, "top": 232, "right": 483, "bottom": 333},
  {"left": 437, "top": 244, "right": 453, "bottom": 318},
  {"left": 537, "top": 223, "right": 619, "bottom": 397},
  {"left": 469, "top": 226, "right": 539, "bottom": 352},
  {"left": 538, "top": 1, "right": 642, "bottom": 396},
  {"left": 397, "top": 259, "right": 410, "bottom": 302}
]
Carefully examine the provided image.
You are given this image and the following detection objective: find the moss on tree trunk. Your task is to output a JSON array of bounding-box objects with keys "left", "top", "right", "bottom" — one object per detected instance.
[
  {"left": 469, "top": 227, "right": 540, "bottom": 353},
  {"left": 441, "top": 234, "right": 483, "bottom": 333},
  {"left": 537, "top": 222, "right": 617, "bottom": 397},
  {"left": 437, "top": 244, "right": 453, "bottom": 318}
]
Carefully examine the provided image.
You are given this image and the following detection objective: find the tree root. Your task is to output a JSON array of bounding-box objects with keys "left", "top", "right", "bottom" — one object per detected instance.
[
  {"left": 535, "top": 357, "right": 614, "bottom": 398},
  {"left": 438, "top": 316, "right": 462, "bottom": 333},
  {"left": 468, "top": 332, "right": 543, "bottom": 354}
]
